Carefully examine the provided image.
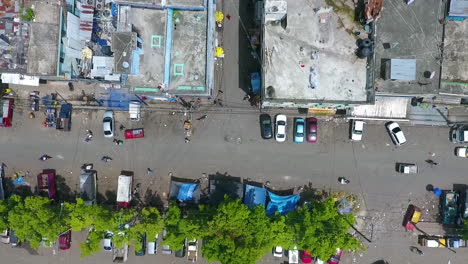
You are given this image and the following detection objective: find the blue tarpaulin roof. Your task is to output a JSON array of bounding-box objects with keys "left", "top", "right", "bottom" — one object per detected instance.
[
  {"left": 244, "top": 185, "right": 267, "bottom": 209},
  {"left": 169, "top": 181, "right": 201, "bottom": 203},
  {"left": 266, "top": 191, "right": 300, "bottom": 216},
  {"left": 177, "top": 183, "right": 198, "bottom": 201}
]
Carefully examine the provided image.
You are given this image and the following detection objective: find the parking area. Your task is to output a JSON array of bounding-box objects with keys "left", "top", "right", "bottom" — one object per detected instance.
[{"left": 2, "top": 103, "right": 468, "bottom": 263}]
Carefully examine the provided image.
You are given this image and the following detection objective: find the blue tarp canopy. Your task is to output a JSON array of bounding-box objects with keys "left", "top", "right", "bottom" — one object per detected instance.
[
  {"left": 266, "top": 191, "right": 300, "bottom": 216},
  {"left": 169, "top": 181, "right": 200, "bottom": 203},
  {"left": 244, "top": 184, "right": 267, "bottom": 209}
]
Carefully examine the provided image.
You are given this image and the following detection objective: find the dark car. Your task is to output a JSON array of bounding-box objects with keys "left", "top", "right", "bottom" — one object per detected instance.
[
  {"left": 135, "top": 233, "right": 147, "bottom": 256},
  {"left": 306, "top": 117, "right": 318, "bottom": 143},
  {"left": 259, "top": 114, "right": 273, "bottom": 139},
  {"left": 59, "top": 230, "right": 71, "bottom": 250},
  {"left": 175, "top": 238, "right": 186, "bottom": 258}
]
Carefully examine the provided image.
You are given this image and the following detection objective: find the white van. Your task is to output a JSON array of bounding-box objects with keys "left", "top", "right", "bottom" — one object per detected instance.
[
  {"left": 288, "top": 246, "right": 299, "bottom": 264},
  {"left": 147, "top": 234, "right": 158, "bottom": 255},
  {"left": 129, "top": 101, "right": 141, "bottom": 121}
]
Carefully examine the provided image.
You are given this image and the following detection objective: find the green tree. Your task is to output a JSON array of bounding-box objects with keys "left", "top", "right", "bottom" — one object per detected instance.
[
  {"left": 286, "top": 197, "right": 363, "bottom": 260},
  {"left": 80, "top": 229, "right": 102, "bottom": 258},
  {"left": 108, "top": 209, "right": 138, "bottom": 249},
  {"left": 202, "top": 197, "right": 286, "bottom": 264},
  {"left": 132, "top": 207, "right": 164, "bottom": 251},
  {"left": 7, "top": 195, "right": 64, "bottom": 249},
  {"left": 163, "top": 205, "right": 200, "bottom": 250}
]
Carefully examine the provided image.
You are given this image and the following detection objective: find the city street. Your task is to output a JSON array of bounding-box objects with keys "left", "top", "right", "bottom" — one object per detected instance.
[
  {"left": 0, "top": 0, "right": 466, "bottom": 263},
  {"left": 0, "top": 104, "right": 467, "bottom": 263}
]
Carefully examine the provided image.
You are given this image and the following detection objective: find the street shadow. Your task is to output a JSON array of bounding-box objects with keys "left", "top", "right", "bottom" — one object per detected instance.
[
  {"left": 102, "top": 190, "right": 117, "bottom": 207},
  {"left": 208, "top": 172, "right": 243, "bottom": 205},
  {"left": 55, "top": 174, "right": 77, "bottom": 202},
  {"left": 19, "top": 241, "right": 39, "bottom": 255},
  {"left": 143, "top": 189, "right": 164, "bottom": 210},
  {"left": 297, "top": 182, "right": 320, "bottom": 205},
  {"left": 238, "top": 0, "right": 261, "bottom": 96},
  {"left": 3, "top": 177, "right": 33, "bottom": 198},
  {"left": 371, "top": 260, "right": 390, "bottom": 264}
]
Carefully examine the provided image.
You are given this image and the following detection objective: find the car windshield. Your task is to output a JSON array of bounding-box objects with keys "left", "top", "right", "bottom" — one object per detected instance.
[
  {"left": 104, "top": 130, "right": 112, "bottom": 135},
  {"left": 354, "top": 130, "right": 362, "bottom": 134},
  {"left": 392, "top": 127, "right": 401, "bottom": 133},
  {"left": 263, "top": 120, "right": 271, "bottom": 125},
  {"left": 278, "top": 121, "right": 286, "bottom": 125},
  {"left": 278, "top": 134, "right": 285, "bottom": 138}
]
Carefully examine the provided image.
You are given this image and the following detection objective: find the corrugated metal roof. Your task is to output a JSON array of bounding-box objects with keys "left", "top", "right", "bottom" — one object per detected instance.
[{"left": 390, "top": 59, "right": 416, "bottom": 80}]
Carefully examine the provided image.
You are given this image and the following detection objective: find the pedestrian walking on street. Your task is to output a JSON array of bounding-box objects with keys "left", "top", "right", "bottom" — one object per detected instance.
[
  {"left": 147, "top": 168, "right": 153, "bottom": 174},
  {"left": 425, "top": 159, "right": 438, "bottom": 167},
  {"left": 185, "top": 137, "right": 190, "bottom": 143}
]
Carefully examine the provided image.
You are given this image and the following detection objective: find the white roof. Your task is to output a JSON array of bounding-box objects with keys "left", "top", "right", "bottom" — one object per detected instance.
[
  {"left": 354, "top": 120, "right": 364, "bottom": 130},
  {"left": 117, "top": 176, "right": 132, "bottom": 202},
  {"left": 426, "top": 239, "right": 440, "bottom": 247}
]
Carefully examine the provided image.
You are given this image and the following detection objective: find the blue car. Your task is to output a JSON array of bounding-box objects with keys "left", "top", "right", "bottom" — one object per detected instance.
[{"left": 294, "top": 118, "right": 305, "bottom": 143}]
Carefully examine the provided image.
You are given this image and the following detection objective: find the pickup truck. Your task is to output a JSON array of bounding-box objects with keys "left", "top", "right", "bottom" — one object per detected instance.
[
  {"left": 56, "top": 103, "right": 72, "bottom": 131},
  {"left": 187, "top": 239, "right": 198, "bottom": 262},
  {"left": 37, "top": 169, "right": 56, "bottom": 199},
  {"left": 396, "top": 163, "right": 418, "bottom": 174},
  {"left": 80, "top": 170, "right": 96, "bottom": 205},
  {"left": 112, "top": 243, "right": 128, "bottom": 263},
  {"left": 419, "top": 235, "right": 446, "bottom": 248},
  {"left": 442, "top": 191, "right": 459, "bottom": 225},
  {"left": 117, "top": 175, "right": 132, "bottom": 208}
]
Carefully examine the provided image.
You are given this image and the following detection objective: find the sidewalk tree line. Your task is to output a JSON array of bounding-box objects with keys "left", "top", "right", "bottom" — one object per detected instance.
[{"left": 0, "top": 195, "right": 363, "bottom": 263}]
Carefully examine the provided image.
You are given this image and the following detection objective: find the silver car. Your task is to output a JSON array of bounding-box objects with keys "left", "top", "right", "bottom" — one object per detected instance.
[{"left": 102, "top": 111, "right": 115, "bottom": 138}]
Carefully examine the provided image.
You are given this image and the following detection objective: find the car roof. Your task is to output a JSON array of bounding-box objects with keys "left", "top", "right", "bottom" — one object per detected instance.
[
  {"left": 354, "top": 120, "right": 364, "bottom": 130},
  {"left": 103, "top": 111, "right": 113, "bottom": 118},
  {"left": 276, "top": 114, "right": 287, "bottom": 121}
]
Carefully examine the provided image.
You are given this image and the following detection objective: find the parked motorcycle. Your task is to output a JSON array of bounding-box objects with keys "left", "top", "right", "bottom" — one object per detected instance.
[
  {"left": 39, "top": 154, "right": 52, "bottom": 161},
  {"left": 338, "top": 177, "right": 350, "bottom": 184}
]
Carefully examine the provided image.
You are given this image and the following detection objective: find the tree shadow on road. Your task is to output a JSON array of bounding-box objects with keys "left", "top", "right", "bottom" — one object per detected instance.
[
  {"left": 98, "top": 190, "right": 117, "bottom": 207},
  {"left": 143, "top": 189, "right": 164, "bottom": 210},
  {"left": 55, "top": 174, "right": 77, "bottom": 202},
  {"left": 298, "top": 182, "right": 321, "bottom": 204}
]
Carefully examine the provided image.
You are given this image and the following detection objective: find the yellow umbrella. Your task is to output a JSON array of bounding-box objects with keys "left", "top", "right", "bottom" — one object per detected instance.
[
  {"left": 215, "top": 11, "right": 224, "bottom": 23},
  {"left": 215, "top": 47, "right": 224, "bottom": 58}
]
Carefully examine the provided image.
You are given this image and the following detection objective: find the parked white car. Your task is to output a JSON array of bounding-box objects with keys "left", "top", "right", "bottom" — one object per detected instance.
[
  {"left": 351, "top": 120, "right": 364, "bottom": 141},
  {"left": 455, "top": 147, "right": 468, "bottom": 158},
  {"left": 386, "top": 122, "right": 406, "bottom": 146},
  {"left": 102, "top": 111, "right": 115, "bottom": 138},
  {"left": 275, "top": 115, "right": 287, "bottom": 142},
  {"left": 103, "top": 231, "right": 113, "bottom": 252},
  {"left": 273, "top": 246, "right": 283, "bottom": 257}
]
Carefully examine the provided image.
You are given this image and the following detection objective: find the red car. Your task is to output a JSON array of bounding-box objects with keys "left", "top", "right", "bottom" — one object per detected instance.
[
  {"left": 328, "top": 249, "right": 342, "bottom": 264},
  {"left": 300, "top": 250, "right": 314, "bottom": 263},
  {"left": 0, "top": 99, "right": 13, "bottom": 127},
  {"left": 125, "top": 128, "right": 144, "bottom": 139},
  {"left": 306, "top": 117, "right": 317, "bottom": 143},
  {"left": 58, "top": 230, "right": 71, "bottom": 250}
]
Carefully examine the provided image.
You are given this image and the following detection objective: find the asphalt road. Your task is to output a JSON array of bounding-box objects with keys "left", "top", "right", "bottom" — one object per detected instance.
[
  {"left": 0, "top": 1, "right": 466, "bottom": 264},
  {"left": 1, "top": 103, "right": 468, "bottom": 263}
]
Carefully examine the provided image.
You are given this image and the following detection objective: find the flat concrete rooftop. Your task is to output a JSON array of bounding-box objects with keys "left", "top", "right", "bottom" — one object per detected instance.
[
  {"left": 124, "top": 8, "right": 166, "bottom": 88},
  {"left": 26, "top": 1, "right": 60, "bottom": 75},
  {"left": 374, "top": 0, "right": 444, "bottom": 95},
  {"left": 125, "top": 6, "right": 208, "bottom": 95},
  {"left": 440, "top": 20, "right": 468, "bottom": 95},
  {"left": 169, "top": 10, "right": 207, "bottom": 93},
  {"left": 262, "top": 0, "right": 368, "bottom": 103}
]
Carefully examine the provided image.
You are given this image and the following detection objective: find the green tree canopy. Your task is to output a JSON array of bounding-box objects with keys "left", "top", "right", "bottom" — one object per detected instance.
[
  {"left": 163, "top": 204, "right": 200, "bottom": 250},
  {"left": 202, "top": 197, "right": 287, "bottom": 264},
  {"left": 7, "top": 195, "right": 65, "bottom": 249},
  {"left": 132, "top": 207, "right": 164, "bottom": 251},
  {"left": 286, "top": 197, "right": 363, "bottom": 260}
]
